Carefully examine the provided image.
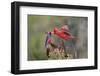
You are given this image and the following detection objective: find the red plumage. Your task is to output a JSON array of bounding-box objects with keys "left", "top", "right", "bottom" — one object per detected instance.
[{"left": 52, "top": 25, "right": 74, "bottom": 40}]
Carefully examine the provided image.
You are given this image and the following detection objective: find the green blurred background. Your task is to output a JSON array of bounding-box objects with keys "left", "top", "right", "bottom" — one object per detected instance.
[{"left": 28, "top": 15, "right": 88, "bottom": 60}]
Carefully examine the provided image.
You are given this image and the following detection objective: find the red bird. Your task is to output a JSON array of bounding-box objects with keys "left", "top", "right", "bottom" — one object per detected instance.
[{"left": 52, "top": 25, "right": 74, "bottom": 40}]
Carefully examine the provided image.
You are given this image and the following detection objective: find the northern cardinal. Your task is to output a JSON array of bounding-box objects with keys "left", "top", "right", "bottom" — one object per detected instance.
[{"left": 52, "top": 25, "right": 74, "bottom": 40}]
